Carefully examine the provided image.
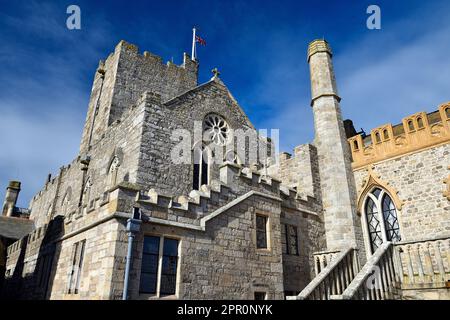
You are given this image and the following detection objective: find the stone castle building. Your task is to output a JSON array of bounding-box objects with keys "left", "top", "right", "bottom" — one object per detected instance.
[{"left": 1, "top": 39, "right": 449, "bottom": 300}]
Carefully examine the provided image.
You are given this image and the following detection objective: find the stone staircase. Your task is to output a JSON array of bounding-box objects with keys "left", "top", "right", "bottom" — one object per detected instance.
[{"left": 289, "top": 236, "right": 450, "bottom": 300}]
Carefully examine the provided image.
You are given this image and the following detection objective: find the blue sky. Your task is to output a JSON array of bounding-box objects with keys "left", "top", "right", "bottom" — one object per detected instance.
[{"left": 1, "top": 0, "right": 450, "bottom": 207}]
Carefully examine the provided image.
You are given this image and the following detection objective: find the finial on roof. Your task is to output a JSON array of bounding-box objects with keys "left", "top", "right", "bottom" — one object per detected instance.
[{"left": 211, "top": 67, "right": 221, "bottom": 80}]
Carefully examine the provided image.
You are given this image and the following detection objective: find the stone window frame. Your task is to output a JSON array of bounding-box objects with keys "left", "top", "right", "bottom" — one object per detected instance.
[
  {"left": 192, "top": 142, "right": 212, "bottom": 190},
  {"left": 284, "top": 224, "right": 299, "bottom": 256},
  {"left": 250, "top": 283, "right": 271, "bottom": 300},
  {"left": 82, "top": 177, "right": 92, "bottom": 207},
  {"left": 203, "top": 113, "right": 231, "bottom": 146},
  {"left": 357, "top": 168, "right": 404, "bottom": 258},
  {"left": 107, "top": 155, "right": 121, "bottom": 189},
  {"left": 67, "top": 239, "right": 86, "bottom": 295},
  {"left": 361, "top": 187, "right": 403, "bottom": 256},
  {"left": 61, "top": 187, "right": 72, "bottom": 216},
  {"left": 253, "top": 291, "right": 267, "bottom": 300},
  {"left": 253, "top": 210, "right": 273, "bottom": 253},
  {"left": 138, "top": 233, "right": 181, "bottom": 299}
]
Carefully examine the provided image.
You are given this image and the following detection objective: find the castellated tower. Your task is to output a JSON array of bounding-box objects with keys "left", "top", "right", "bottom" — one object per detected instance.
[
  {"left": 79, "top": 40, "right": 199, "bottom": 154},
  {"left": 308, "top": 40, "right": 365, "bottom": 255}
]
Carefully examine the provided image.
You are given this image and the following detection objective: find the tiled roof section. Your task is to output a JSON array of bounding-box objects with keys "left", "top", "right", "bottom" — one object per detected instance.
[{"left": 0, "top": 216, "right": 35, "bottom": 240}]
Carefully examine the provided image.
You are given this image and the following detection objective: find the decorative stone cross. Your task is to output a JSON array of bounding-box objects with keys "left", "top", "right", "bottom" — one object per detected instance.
[{"left": 211, "top": 67, "right": 221, "bottom": 78}]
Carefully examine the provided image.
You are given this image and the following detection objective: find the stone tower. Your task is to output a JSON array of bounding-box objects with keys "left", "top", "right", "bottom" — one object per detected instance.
[
  {"left": 307, "top": 40, "right": 365, "bottom": 254},
  {"left": 79, "top": 41, "right": 199, "bottom": 155}
]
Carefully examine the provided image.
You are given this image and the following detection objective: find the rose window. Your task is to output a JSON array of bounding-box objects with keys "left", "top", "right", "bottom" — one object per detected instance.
[{"left": 203, "top": 114, "right": 230, "bottom": 146}]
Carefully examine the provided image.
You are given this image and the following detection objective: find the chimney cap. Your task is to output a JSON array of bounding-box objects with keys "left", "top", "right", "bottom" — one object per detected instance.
[
  {"left": 307, "top": 39, "right": 332, "bottom": 62},
  {"left": 7, "top": 180, "right": 21, "bottom": 190}
]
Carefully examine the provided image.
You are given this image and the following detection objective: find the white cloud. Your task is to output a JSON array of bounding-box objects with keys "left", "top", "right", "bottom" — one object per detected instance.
[{"left": 251, "top": 8, "right": 450, "bottom": 154}]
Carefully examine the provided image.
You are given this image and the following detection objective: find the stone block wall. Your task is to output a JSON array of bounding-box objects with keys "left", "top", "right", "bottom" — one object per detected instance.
[
  {"left": 121, "top": 194, "right": 285, "bottom": 300},
  {"left": 80, "top": 40, "right": 198, "bottom": 153},
  {"left": 29, "top": 95, "right": 147, "bottom": 229},
  {"left": 48, "top": 218, "right": 122, "bottom": 300},
  {"left": 269, "top": 143, "right": 321, "bottom": 202},
  {"left": 353, "top": 143, "right": 450, "bottom": 243},
  {"left": 280, "top": 207, "right": 325, "bottom": 295},
  {"left": 135, "top": 80, "right": 268, "bottom": 197}
]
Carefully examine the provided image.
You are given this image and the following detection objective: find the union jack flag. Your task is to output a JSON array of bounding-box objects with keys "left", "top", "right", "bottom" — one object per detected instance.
[{"left": 195, "top": 35, "right": 206, "bottom": 46}]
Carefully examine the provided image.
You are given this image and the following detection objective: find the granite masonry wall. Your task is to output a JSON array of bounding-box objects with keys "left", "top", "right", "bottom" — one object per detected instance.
[
  {"left": 80, "top": 40, "right": 198, "bottom": 153},
  {"left": 353, "top": 143, "right": 450, "bottom": 243}
]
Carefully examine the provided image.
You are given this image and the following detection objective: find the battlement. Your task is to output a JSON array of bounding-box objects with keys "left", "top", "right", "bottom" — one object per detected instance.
[
  {"left": 349, "top": 103, "right": 450, "bottom": 168},
  {"left": 114, "top": 40, "right": 198, "bottom": 73},
  {"left": 266, "top": 144, "right": 321, "bottom": 202},
  {"left": 7, "top": 222, "right": 51, "bottom": 256},
  {"left": 79, "top": 39, "right": 199, "bottom": 154},
  {"left": 120, "top": 161, "right": 320, "bottom": 230}
]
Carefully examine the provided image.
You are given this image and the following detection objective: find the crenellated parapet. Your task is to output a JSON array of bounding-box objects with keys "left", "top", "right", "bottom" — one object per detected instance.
[{"left": 349, "top": 103, "right": 450, "bottom": 169}]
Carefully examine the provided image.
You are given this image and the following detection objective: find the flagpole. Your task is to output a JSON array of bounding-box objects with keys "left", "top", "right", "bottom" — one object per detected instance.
[{"left": 191, "top": 27, "right": 196, "bottom": 61}]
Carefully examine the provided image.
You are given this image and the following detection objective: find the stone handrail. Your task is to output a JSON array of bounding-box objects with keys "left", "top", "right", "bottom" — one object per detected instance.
[
  {"left": 287, "top": 247, "right": 359, "bottom": 300},
  {"left": 335, "top": 242, "right": 398, "bottom": 300}
]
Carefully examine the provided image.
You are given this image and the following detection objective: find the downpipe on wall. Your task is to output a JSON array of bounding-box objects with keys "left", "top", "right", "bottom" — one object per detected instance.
[{"left": 122, "top": 207, "right": 142, "bottom": 300}]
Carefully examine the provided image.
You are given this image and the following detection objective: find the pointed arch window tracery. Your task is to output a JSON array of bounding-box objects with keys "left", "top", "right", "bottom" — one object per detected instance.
[{"left": 363, "top": 187, "right": 401, "bottom": 253}]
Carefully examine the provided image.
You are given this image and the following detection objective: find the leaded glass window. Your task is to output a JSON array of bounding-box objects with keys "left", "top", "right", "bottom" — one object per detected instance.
[
  {"left": 256, "top": 215, "right": 268, "bottom": 249},
  {"left": 139, "top": 236, "right": 179, "bottom": 297},
  {"left": 382, "top": 195, "right": 401, "bottom": 242},
  {"left": 160, "top": 238, "right": 179, "bottom": 296},
  {"left": 139, "top": 236, "right": 160, "bottom": 294},
  {"left": 193, "top": 146, "right": 209, "bottom": 190},
  {"left": 365, "top": 196, "right": 383, "bottom": 253},
  {"left": 363, "top": 188, "right": 401, "bottom": 254},
  {"left": 285, "top": 224, "right": 299, "bottom": 255}
]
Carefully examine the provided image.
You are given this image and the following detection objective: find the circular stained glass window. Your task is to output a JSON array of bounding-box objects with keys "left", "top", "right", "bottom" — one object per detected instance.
[{"left": 203, "top": 114, "right": 230, "bottom": 146}]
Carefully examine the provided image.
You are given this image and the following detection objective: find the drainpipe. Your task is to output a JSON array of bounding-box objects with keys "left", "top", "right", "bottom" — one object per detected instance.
[{"left": 122, "top": 207, "right": 142, "bottom": 300}]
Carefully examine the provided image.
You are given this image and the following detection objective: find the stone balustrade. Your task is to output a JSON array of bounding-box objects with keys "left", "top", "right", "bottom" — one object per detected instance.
[
  {"left": 333, "top": 236, "right": 450, "bottom": 300},
  {"left": 288, "top": 247, "right": 360, "bottom": 300},
  {"left": 335, "top": 242, "right": 399, "bottom": 300},
  {"left": 394, "top": 236, "right": 450, "bottom": 287},
  {"left": 313, "top": 249, "right": 341, "bottom": 276}
]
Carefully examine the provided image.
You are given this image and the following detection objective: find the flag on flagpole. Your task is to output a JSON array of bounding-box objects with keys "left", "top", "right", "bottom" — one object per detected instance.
[
  {"left": 191, "top": 27, "right": 206, "bottom": 61},
  {"left": 195, "top": 34, "right": 206, "bottom": 46}
]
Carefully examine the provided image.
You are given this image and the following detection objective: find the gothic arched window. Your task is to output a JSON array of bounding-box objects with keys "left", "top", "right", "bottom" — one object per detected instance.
[
  {"left": 193, "top": 145, "right": 210, "bottom": 190},
  {"left": 61, "top": 188, "right": 72, "bottom": 216},
  {"left": 83, "top": 177, "right": 92, "bottom": 207},
  {"left": 108, "top": 156, "right": 120, "bottom": 188},
  {"left": 363, "top": 187, "right": 401, "bottom": 253}
]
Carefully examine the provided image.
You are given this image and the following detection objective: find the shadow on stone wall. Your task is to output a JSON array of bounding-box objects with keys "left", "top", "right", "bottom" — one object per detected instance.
[{"left": 1, "top": 216, "right": 64, "bottom": 300}]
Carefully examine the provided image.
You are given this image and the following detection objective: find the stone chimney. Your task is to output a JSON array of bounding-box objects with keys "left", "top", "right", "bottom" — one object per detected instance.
[
  {"left": 307, "top": 40, "right": 365, "bottom": 255},
  {"left": 2, "top": 181, "right": 21, "bottom": 217}
]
